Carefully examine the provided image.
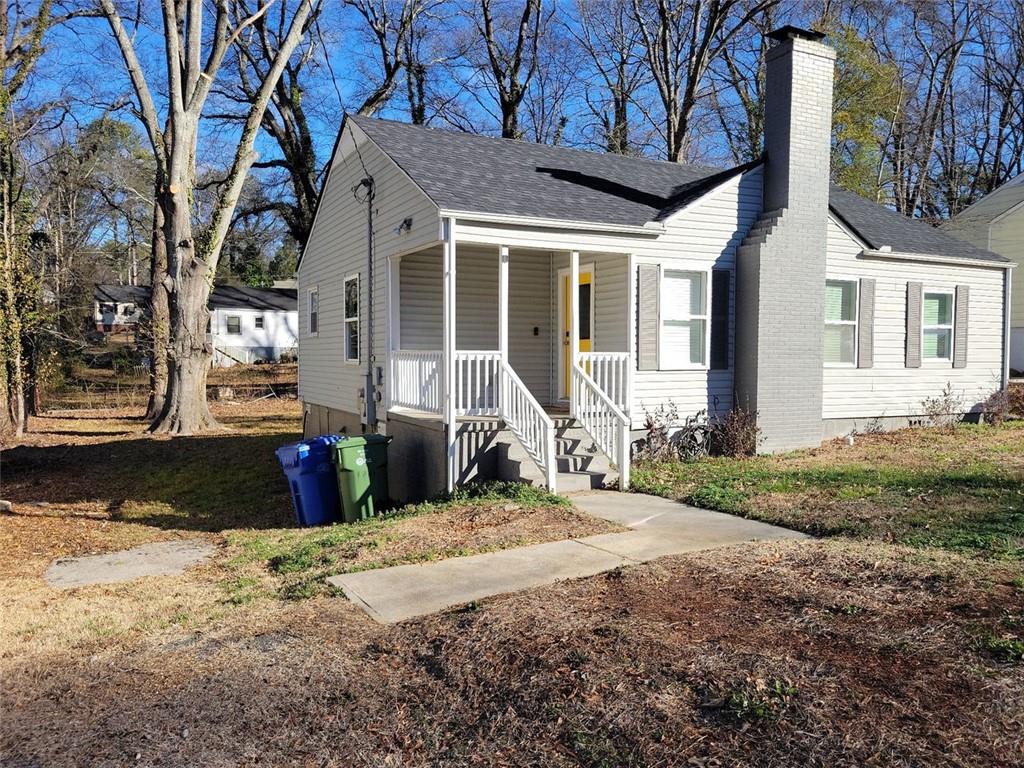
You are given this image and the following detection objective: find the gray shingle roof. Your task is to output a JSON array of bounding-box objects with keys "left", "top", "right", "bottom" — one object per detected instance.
[
  {"left": 93, "top": 284, "right": 297, "bottom": 311},
  {"left": 351, "top": 116, "right": 1007, "bottom": 264},
  {"left": 827, "top": 186, "right": 1006, "bottom": 263}
]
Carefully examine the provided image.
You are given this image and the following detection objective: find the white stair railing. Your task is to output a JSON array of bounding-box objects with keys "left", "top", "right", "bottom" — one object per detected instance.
[
  {"left": 390, "top": 349, "right": 442, "bottom": 413},
  {"left": 578, "top": 351, "right": 630, "bottom": 413},
  {"left": 454, "top": 350, "right": 501, "bottom": 416},
  {"left": 571, "top": 364, "right": 631, "bottom": 490},
  {"left": 500, "top": 362, "right": 556, "bottom": 491}
]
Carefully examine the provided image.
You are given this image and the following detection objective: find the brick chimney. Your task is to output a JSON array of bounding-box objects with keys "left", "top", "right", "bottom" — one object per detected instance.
[{"left": 734, "top": 26, "right": 836, "bottom": 452}]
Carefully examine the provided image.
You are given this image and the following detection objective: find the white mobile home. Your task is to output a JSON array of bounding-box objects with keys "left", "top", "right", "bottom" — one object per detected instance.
[{"left": 299, "top": 26, "right": 1013, "bottom": 502}]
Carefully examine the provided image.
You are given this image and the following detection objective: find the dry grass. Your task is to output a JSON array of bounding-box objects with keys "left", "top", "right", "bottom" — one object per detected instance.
[
  {"left": 2, "top": 540, "right": 1022, "bottom": 766},
  {"left": 3, "top": 406, "right": 1024, "bottom": 765}
]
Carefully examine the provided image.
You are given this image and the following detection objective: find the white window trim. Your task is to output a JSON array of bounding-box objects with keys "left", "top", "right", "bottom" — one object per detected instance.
[
  {"left": 824, "top": 278, "right": 859, "bottom": 368},
  {"left": 344, "top": 273, "right": 360, "bottom": 364},
  {"left": 308, "top": 286, "right": 319, "bottom": 337},
  {"left": 225, "top": 314, "right": 242, "bottom": 336},
  {"left": 658, "top": 266, "right": 711, "bottom": 371},
  {"left": 922, "top": 288, "right": 955, "bottom": 363}
]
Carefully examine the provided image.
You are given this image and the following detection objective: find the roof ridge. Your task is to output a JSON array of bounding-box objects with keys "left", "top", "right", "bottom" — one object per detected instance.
[{"left": 350, "top": 114, "right": 725, "bottom": 172}]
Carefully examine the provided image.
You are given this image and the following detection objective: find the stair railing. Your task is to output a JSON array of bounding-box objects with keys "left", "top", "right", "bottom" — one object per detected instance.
[
  {"left": 499, "top": 362, "right": 556, "bottom": 491},
  {"left": 571, "top": 363, "right": 631, "bottom": 489}
]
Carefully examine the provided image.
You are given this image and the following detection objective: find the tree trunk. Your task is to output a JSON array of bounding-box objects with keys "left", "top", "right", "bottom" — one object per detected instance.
[
  {"left": 145, "top": 192, "right": 169, "bottom": 420},
  {"left": 150, "top": 188, "right": 217, "bottom": 435}
]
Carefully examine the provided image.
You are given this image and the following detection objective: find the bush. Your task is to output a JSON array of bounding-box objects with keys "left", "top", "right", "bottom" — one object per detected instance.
[
  {"left": 1009, "top": 385, "right": 1024, "bottom": 417},
  {"left": 981, "top": 388, "right": 1011, "bottom": 426},
  {"left": 921, "top": 381, "right": 963, "bottom": 432},
  {"left": 635, "top": 401, "right": 760, "bottom": 461},
  {"left": 711, "top": 406, "right": 760, "bottom": 457}
]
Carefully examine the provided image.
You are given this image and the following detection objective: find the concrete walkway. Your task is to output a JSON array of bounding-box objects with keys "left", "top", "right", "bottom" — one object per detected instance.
[
  {"left": 45, "top": 539, "right": 215, "bottom": 588},
  {"left": 328, "top": 492, "right": 805, "bottom": 623}
]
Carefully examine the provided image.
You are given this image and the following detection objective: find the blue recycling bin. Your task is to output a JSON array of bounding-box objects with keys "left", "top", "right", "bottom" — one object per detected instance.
[{"left": 275, "top": 435, "right": 344, "bottom": 526}]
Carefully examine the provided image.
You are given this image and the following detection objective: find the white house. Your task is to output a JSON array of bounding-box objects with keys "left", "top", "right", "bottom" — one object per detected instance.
[
  {"left": 298, "top": 26, "right": 1013, "bottom": 503},
  {"left": 93, "top": 284, "right": 148, "bottom": 332},
  {"left": 94, "top": 283, "right": 298, "bottom": 367},
  {"left": 207, "top": 285, "right": 299, "bottom": 367},
  {"left": 942, "top": 175, "right": 1024, "bottom": 373}
]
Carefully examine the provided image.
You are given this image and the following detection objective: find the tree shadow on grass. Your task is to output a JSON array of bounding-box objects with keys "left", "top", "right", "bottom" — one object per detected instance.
[{"left": 2, "top": 429, "right": 304, "bottom": 532}]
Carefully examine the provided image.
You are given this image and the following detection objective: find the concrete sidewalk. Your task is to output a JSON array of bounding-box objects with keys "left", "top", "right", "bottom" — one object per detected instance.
[{"left": 327, "top": 492, "right": 805, "bottom": 623}]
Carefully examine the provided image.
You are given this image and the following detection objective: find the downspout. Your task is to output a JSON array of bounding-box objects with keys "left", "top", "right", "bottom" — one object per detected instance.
[
  {"left": 356, "top": 177, "right": 377, "bottom": 430},
  {"left": 1003, "top": 267, "right": 1013, "bottom": 390}
]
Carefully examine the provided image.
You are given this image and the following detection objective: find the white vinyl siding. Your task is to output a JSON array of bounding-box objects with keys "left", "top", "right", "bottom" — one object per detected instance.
[
  {"left": 660, "top": 269, "right": 708, "bottom": 368},
  {"left": 824, "top": 279, "right": 857, "bottom": 365},
  {"left": 823, "top": 216, "right": 1005, "bottom": 419},
  {"left": 298, "top": 122, "right": 439, "bottom": 412}
]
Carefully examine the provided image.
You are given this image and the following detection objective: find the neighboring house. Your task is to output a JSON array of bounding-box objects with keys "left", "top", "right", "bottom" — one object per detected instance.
[
  {"left": 93, "top": 284, "right": 148, "bottom": 332},
  {"left": 942, "top": 176, "right": 1024, "bottom": 372},
  {"left": 93, "top": 283, "right": 299, "bottom": 367},
  {"left": 298, "top": 26, "right": 1013, "bottom": 503},
  {"left": 207, "top": 286, "right": 299, "bottom": 367}
]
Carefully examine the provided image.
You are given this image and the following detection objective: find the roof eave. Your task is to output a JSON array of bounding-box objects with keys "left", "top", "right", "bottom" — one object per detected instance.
[
  {"left": 440, "top": 208, "right": 666, "bottom": 236},
  {"left": 860, "top": 248, "right": 1013, "bottom": 269}
]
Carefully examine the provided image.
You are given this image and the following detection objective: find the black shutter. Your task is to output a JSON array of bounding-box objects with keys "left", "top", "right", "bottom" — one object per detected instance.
[{"left": 710, "top": 269, "right": 731, "bottom": 370}]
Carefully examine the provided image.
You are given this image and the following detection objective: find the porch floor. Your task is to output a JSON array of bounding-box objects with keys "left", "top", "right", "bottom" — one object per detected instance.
[{"left": 327, "top": 492, "right": 805, "bottom": 623}]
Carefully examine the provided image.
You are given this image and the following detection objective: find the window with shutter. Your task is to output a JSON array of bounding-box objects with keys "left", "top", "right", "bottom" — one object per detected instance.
[
  {"left": 922, "top": 290, "right": 954, "bottom": 361},
  {"left": 824, "top": 280, "right": 857, "bottom": 366},
  {"left": 660, "top": 269, "right": 709, "bottom": 369}
]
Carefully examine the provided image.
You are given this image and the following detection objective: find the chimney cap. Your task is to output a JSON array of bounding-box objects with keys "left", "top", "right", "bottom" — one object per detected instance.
[{"left": 767, "top": 25, "right": 826, "bottom": 43}]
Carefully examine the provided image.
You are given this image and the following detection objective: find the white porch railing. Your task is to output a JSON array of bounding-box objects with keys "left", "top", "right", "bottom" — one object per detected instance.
[
  {"left": 571, "top": 364, "right": 630, "bottom": 489},
  {"left": 501, "top": 362, "right": 556, "bottom": 490},
  {"left": 454, "top": 350, "right": 501, "bottom": 416},
  {"left": 578, "top": 351, "right": 630, "bottom": 413},
  {"left": 390, "top": 349, "right": 442, "bottom": 413}
]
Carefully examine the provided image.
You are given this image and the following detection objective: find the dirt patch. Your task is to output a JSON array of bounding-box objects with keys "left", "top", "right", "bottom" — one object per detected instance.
[{"left": 3, "top": 539, "right": 1021, "bottom": 766}]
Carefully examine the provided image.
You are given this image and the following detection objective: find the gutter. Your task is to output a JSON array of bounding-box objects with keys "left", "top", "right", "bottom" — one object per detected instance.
[
  {"left": 439, "top": 209, "right": 665, "bottom": 236},
  {"left": 860, "top": 248, "right": 1015, "bottom": 270}
]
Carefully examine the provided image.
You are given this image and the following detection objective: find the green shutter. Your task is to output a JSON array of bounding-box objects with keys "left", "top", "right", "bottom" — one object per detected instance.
[{"left": 953, "top": 284, "right": 969, "bottom": 368}]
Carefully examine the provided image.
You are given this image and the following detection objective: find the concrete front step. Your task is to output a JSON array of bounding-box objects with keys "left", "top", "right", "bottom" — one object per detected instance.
[{"left": 497, "top": 420, "right": 617, "bottom": 492}]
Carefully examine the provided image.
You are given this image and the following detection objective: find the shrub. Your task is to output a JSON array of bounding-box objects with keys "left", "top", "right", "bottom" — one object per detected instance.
[
  {"left": 712, "top": 406, "right": 760, "bottom": 457},
  {"left": 637, "top": 401, "right": 681, "bottom": 461},
  {"left": 1009, "top": 384, "right": 1024, "bottom": 417},
  {"left": 920, "top": 381, "right": 962, "bottom": 431},
  {"left": 981, "top": 388, "right": 1011, "bottom": 426}
]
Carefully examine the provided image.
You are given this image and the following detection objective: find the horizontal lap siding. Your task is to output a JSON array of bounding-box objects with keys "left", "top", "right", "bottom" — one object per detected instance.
[
  {"left": 298, "top": 126, "right": 439, "bottom": 412},
  {"left": 823, "top": 218, "right": 1006, "bottom": 418},
  {"left": 509, "top": 250, "right": 553, "bottom": 401},
  {"left": 989, "top": 214, "right": 1024, "bottom": 327}
]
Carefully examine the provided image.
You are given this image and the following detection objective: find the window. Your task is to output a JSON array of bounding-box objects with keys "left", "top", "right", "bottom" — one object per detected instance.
[
  {"left": 660, "top": 270, "right": 708, "bottom": 368},
  {"left": 824, "top": 280, "right": 857, "bottom": 365},
  {"left": 308, "top": 287, "right": 319, "bottom": 335},
  {"left": 226, "top": 315, "right": 241, "bottom": 335},
  {"left": 254, "top": 316, "right": 265, "bottom": 330},
  {"left": 923, "top": 290, "right": 954, "bottom": 360},
  {"left": 344, "top": 275, "right": 359, "bottom": 362}
]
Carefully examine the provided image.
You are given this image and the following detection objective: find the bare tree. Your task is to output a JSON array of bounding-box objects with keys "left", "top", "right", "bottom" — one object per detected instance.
[
  {"left": 569, "top": 0, "right": 648, "bottom": 154},
  {"left": 630, "top": 0, "right": 779, "bottom": 162},
  {"left": 468, "top": 0, "right": 547, "bottom": 139},
  {"left": 97, "top": 0, "right": 320, "bottom": 434}
]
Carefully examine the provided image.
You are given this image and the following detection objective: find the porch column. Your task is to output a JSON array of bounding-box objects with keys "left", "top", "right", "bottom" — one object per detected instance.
[
  {"left": 385, "top": 254, "right": 401, "bottom": 413},
  {"left": 569, "top": 250, "right": 580, "bottom": 413},
  {"left": 498, "top": 246, "right": 509, "bottom": 365},
  {"left": 442, "top": 217, "right": 457, "bottom": 492}
]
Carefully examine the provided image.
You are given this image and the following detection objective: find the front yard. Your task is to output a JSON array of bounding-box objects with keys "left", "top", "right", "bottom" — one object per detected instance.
[{"left": 2, "top": 404, "right": 1022, "bottom": 765}]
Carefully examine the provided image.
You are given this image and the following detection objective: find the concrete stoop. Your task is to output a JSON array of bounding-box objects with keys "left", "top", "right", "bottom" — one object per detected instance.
[{"left": 497, "top": 417, "right": 619, "bottom": 493}]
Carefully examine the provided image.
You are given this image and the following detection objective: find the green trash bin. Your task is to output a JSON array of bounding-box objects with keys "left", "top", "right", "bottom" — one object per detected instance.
[{"left": 330, "top": 434, "right": 392, "bottom": 522}]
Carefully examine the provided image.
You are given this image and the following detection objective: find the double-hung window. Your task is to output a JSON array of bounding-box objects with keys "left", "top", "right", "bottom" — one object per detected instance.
[
  {"left": 824, "top": 280, "right": 857, "bottom": 365},
  {"left": 308, "top": 287, "right": 319, "bottom": 335},
  {"left": 923, "top": 290, "right": 954, "bottom": 361},
  {"left": 254, "top": 316, "right": 265, "bottom": 330},
  {"left": 226, "top": 315, "right": 241, "bottom": 335},
  {"left": 660, "top": 269, "right": 708, "bottom": 368},
  {"left": 344, "top": 275, "right": 359, "bottom": 362}
]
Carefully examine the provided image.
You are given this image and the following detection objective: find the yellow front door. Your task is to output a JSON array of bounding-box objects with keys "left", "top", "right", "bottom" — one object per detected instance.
[{"left": 561, "top": 270, "right": 592, "bottom": 399}]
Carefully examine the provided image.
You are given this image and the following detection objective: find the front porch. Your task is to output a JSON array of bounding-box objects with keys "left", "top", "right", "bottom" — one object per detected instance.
[{"left": 384, "top": 220, "right": 634, "bottom": 494}]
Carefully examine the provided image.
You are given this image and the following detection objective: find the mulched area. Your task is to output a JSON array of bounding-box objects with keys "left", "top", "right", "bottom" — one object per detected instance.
[{"left": 3, "top": 539, "right": 1021, "bottom": 767}]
